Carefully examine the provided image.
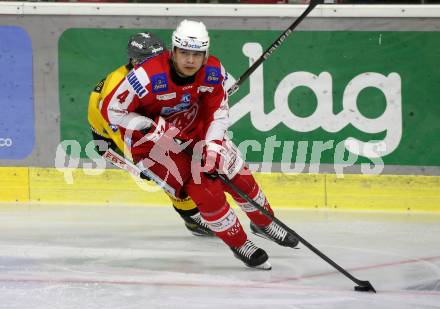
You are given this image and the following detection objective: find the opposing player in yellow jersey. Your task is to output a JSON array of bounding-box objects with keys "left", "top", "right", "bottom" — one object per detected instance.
[{"left": 87, "top": 31, "right": 214, "bottom": 237}]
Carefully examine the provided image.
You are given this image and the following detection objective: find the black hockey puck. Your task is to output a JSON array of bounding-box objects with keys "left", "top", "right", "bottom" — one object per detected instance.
[{"left": 354, "top": 285, "right": 372, "bottom": 292}]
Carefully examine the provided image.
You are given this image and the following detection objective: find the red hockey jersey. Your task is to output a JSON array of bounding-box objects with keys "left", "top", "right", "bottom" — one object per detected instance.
[{"left": 101, "top": 52, "right": 229, "bottom": 157}]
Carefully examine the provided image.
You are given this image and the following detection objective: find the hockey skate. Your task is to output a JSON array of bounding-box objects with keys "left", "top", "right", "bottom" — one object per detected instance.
[
  {"left": 250, "top": 221, "right": 299, "bottom": 248},
  {"left": 230, "top": 240, "right": 272, "bottom": 270},
  {"left": 181, "top": 212, "right": 215, "bottom": 237}
]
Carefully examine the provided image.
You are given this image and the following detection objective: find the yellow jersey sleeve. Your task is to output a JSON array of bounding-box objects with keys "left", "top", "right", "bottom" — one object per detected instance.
[{"left": 87, "top": 65, "right": 130, "bottom": 155}]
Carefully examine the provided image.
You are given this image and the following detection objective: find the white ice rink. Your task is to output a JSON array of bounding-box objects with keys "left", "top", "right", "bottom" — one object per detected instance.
[{"left": 0, "top": 205, "right": 439, "bottom": 309}]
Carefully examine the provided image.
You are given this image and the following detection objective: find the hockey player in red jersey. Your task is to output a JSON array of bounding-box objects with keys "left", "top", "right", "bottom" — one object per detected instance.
[
  {"left": 88, "top": 31, "right": 214, "bottom": 237},
  {"left": 102, "top": 19, "right": 298, "bottom": 270}
]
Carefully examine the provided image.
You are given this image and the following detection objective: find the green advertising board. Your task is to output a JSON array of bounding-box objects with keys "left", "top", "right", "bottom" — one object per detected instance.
[{"left": 59, "top": 29, "right": 440, "bottom": 166}]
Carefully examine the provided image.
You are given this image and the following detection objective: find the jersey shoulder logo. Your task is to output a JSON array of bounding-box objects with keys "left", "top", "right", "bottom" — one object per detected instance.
[
  {"left": 205, "top": 66, "right": 221, "bottom": 85},
  {"left": 151, "top": 73, "right": 169, "bottom": 93}
]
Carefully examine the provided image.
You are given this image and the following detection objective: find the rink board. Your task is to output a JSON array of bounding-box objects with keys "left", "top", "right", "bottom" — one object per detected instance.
[{"left": 0, "top": 167, "right": 438, "bottom": 212}]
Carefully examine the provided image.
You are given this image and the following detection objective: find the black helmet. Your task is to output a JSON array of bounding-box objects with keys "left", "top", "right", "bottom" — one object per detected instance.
[{"left": 127, "top": 32, "right": 165, "bottom": 65}]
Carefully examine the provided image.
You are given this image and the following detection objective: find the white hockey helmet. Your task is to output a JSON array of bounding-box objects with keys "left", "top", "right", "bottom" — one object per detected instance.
[{"left": 172, "top": 19, "right": 209, "bottom": 54}]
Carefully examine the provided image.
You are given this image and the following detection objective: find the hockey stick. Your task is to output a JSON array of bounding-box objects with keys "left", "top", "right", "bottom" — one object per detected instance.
[
  {"left": 227, "top": 0, "right": 323, "bottom": 96},
  {"left": 216, "top": 173, "right": 376, "bottom": 293},
  {"left": 221, "top": 0, "right": 376, "bottom": 292}
]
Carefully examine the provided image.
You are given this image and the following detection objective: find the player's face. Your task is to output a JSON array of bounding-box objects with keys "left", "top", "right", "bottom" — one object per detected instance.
[{"left": 173, "top": 48, "right": 205, "bottom": 77}]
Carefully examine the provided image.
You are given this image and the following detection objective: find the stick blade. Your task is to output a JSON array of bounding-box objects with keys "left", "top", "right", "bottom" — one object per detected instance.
[{"left": 354, "top": 281, "right": 376, "bottom": 293}]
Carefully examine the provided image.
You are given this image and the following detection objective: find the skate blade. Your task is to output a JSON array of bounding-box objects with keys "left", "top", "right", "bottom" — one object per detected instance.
[
  {"left": 191, "top": 231, "right": 215, "bottom": 237},
  {"left": 249, "top": 260, "right": 272, "bottom": 271}
]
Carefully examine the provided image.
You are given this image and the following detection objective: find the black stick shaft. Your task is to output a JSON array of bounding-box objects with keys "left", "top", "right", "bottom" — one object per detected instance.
[{"left": 227, "top": 0, "right": 321, "bottom": 96}]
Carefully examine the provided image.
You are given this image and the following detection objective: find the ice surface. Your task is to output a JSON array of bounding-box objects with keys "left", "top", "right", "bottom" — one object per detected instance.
[{"left": 0, "top": 205, "right": 439, "bottom": 309}]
